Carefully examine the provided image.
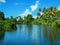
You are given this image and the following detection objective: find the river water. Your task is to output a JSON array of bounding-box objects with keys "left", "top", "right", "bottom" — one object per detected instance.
[{"left": 0, "top": 24, "right": 60, "bottom": 45}]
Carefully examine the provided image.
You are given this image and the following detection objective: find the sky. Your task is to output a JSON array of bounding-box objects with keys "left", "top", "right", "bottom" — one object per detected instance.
[{"left": 0, "top": 0, "right": 60, "bottom": 18}]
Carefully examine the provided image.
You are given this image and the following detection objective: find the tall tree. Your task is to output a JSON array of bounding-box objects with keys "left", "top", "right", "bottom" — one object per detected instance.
[
  {"left": 25, "top": 14, "right": 33, "bottom": 24},
  {"left": 0, "top": 11, "right": 5, "bottom": 20}
]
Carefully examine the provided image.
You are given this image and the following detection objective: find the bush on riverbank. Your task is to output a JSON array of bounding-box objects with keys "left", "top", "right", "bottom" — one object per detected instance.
[{"left": 0, "top": 11, "right": 17, "bottom": 31}]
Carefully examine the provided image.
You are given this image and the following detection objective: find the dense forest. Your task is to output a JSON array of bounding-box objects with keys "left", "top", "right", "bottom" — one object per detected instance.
[
  {"left": 0, "top": 11, "right": 17, "bottom": 31},
  {"left": 0, "top": 7, "right": 60, "bottom": 31}
]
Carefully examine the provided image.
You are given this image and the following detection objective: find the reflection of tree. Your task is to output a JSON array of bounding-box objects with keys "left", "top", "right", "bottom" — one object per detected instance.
[
  {"left": 17, "top": 24, "right": 22, "bottom": 30},
  {"left": 26, "top": 24, "right": 32, "bottom": 36},
  {"left": 0, "top": 30, "right": 5, "bottom": 40},
  {"left": 38, "top": 25, "right": 44, "bottom": 44},
  {"left": 44, "top": 26, "right": 60, "bottom": 45},
  {"left": 44, "top": 26, "right": 51, "bottom": 38},
  {"left": 49, "top": 27, "right": 60, "bottom": 45},
  {"left": 31, "top": 25, "right": 43, "bottom": 45}
]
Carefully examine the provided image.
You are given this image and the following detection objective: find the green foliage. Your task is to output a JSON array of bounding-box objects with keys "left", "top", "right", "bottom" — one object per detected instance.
[
  {"left": 16, "top": 7, "right": 60, "bottom": 27},
  {"left": 0, "top": 11, "right": 17, "bottom": 31},
  {"left": 0, "top": 11, "right": 5, "bottom": 20},
  {"left": 0, "top": 6, "right": 60, "bottom": 30},
  {"left": 4, "top": 17, "right": 17, "bottom": 31},
  {"left": 0, "top": 20, "right": 4, "bottom": 31},
  {"left": 0, "top": 30, "right": 4, "bottom": 39},
  {"left": 17, "top": 16, "right": 23, "bottom": 24},
  {"left": 24, "top": 14, "right": 34, "bottom": 24},
  {"left": 17, "top": 14, "right": 34, "bottom": 24}
]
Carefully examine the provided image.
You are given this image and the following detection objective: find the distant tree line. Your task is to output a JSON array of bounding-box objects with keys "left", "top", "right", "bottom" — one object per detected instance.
[
  {"left": 17, "top": 7, "right": 60, "bottom": 27},
  {"left": 0, "top": 7, "right": 60, "bottom": 31}
]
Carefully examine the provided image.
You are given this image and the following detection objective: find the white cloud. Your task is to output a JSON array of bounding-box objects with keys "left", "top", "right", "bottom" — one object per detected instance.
[
  {"left": 18, "top": 1, "right": 40, "bottom": 19},
  {"left": 30, "top": 1, "right": 39, "bottom": 12},
  {"left": 33, "top": 16, "right": 37, "bottom": 19},
  {"left": 0, "top": 0, "right": 6, "bottom": 3},
  {"left": 57, "top": 6, "right": 60, "bottom": 10},
  {"left": 40, "top": 12, "right": 43, "bottom": 15},
  {"left": 19, "top": 9, "right": 31, "bottom": 17}
]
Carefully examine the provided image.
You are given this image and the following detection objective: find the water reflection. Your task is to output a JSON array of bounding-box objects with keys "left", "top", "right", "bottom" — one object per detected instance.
[
  {"left": 10, "top": 25, "right": 60, "bottom": 45},
  {"left": 49, "top": 27, "right": 60, "bottom": 45},
  {"left": 0, "top": 25, "right": 17, "bottom": 40},
  {"left": 0, "top": 30, "right": 5, "bottom": 45},
  {"left": 44, "top": 26, "right": 60, "bottom": 45},
  {"left": 0, "top": 24, "right": 60, "bottom": 45},
  {"left": 0, "top": 30, "right": 5, "bottom": 40}
]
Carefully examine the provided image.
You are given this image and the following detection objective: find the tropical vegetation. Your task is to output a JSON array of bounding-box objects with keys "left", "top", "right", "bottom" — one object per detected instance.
[
  {"left": 17, "top": 7, "right": 60, "bottom": 27},
  {"left": 0, "top": 7, "right": 60, "bottom": 31}
]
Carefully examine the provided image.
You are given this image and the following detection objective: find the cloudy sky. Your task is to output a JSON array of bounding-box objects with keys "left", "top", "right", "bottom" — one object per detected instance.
[{"left": 0, "top": 0, "right": 60, "bottom": 18}]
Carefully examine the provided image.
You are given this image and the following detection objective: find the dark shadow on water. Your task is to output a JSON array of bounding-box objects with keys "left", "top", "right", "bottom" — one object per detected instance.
[
  {"left": 44, "top": 26, "right": 60, "bottom": 45},
  {"left": 0, "top": 30, "right": 5, "bottom": 40}
]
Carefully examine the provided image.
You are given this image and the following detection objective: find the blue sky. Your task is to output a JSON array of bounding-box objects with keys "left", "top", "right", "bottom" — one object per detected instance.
[{"left": 0, "top": 0, "right": 60, "bottom": 18}]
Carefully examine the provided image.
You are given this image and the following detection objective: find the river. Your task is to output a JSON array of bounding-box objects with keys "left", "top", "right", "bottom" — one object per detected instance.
[{"left": 0, "top": 24, "right": 60, "bottom": 45}]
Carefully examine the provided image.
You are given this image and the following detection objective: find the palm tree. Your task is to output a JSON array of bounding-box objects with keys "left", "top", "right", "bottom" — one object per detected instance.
[
  {"left": 42, "top": 8, "right": 48, "bottom": 20},
  {"left": 42, "top": 7, "right": 57, "bottom": 20},
  {"left": 48, "top": 7, "right": 57, "bottom": 18}
]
